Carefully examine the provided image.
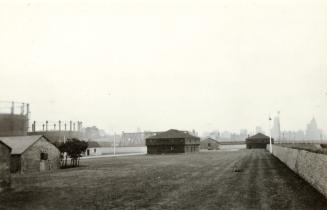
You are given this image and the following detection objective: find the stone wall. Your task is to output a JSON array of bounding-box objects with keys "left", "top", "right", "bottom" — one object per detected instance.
[
  {"left": 272, "top": 145, "right": 327, "bottom": 198},
  {"left": 0, "top": 143, "right": 11, "bottom": 192}
]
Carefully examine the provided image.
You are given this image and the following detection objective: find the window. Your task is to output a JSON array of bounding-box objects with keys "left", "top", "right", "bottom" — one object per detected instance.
[{"left": 40, "top": 152, "right": 48, "bottom": 160}]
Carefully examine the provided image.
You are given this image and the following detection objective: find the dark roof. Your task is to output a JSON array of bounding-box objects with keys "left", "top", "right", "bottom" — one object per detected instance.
[
  {"left": 246, "top": 133, "right": 270, "bottom": 140},
  {"left": 96, "top": 141, "right": 112, "bottom": 147},
  {"left": 0, "top": 140, "right": 11, "bottom": 151},
  {"left": 246, "top": 133, "right": 273, "bottom": 144},
  {"left": 147, "top": 129, "right": 199, "bottom": 139},
  {"left": 87, "top": 141, "right": 101, "bottom": 148},
  {"left": 0, "top": 135, "right": 44, "bottom": 155}
]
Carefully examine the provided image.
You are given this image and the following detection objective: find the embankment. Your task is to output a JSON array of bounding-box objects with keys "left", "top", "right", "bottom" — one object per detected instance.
[{"left": 272, "top": 145, "right": 327, "bottom": 198}]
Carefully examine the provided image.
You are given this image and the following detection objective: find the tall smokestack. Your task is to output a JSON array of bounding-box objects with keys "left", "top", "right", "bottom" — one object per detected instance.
[{"left": 32, "top": 121, "right": 36, "bottom": 132}]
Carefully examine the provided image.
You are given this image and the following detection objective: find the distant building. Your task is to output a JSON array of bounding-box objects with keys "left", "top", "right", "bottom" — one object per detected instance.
[
  {"left": 305, "top": 118, "right": 321, "bottom": 140},
  {"left": 220, "top": 131, "right": 231, "bottom": 139},
  {"left": 0, "top": 135, "right": 60, "bottom": 173},
  {"left": 191, "top": 129, "right": 199, "bottom": 137},
  {"left": 200, "top": 138, "right": 220, "bottom": 150},
  {"left": 281, "top": 130, "right": 305, "bottom": 141},
  {"left": 84, "top": 126, "right": 101, "bottom": 139},
  {"left": 295, "top": 130, "right": 305, "bottom": 141},
  {"left": 0, "top": 141, "right": 11, "bottom": 192},
  {"left": 121, "top": 131, "right": 159, "bottom": 146},
  {"left": 271, "top": 116, "right": 281, "bottom": 140},
  {"left": 0, "top": 101, "right": 30, "bottom": 137},
  {"left": 86, "top": 141, "right": 101, "bottom": 156},
  {"left": 240, "top": 129, "right": 248, "bottom": 138},
  {"left": 146, "top": 129, "right": 200, "bottom": 154},
  {"left": 205, "top": 130, "right": 220, "bottom": 140},
  {"left": 246, "top": 133, "right": 273, "bottom": 149}
]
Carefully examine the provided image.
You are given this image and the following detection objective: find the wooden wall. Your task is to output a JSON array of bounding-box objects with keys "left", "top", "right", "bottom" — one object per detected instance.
[
  {"left": 15, "top": 137, "right": 60, "bottom": 173},
  {"left": 0, "top": 143, "right": 11, "bottom": 192}
]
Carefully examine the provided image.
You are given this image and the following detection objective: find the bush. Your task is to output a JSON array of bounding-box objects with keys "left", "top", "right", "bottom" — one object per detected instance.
[{"left": 58, "top": 138, "right": 88, "bottom": 168}]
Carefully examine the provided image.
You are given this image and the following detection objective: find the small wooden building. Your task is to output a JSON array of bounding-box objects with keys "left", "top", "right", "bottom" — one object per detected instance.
[
  {"left": 86, "top": 141, "right": 101, "bottom": 156},
  {"left": 200, "top": 138, "right": 220, "bottom": 150},
  {"left": 0, "top": 141, "right": 11, "bottom": 192},
  {"left": 146, "top": 129, "right": 200, "bottom": 154},
  {"left": 246, "top": 133, "right": 274, "bottom": 149},
  {"left": 0, "top": 135, "right": 60, "bottom": 173}
]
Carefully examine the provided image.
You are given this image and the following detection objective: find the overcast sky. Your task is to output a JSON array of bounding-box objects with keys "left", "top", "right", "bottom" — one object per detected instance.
[{"left": 1, "top": 0, "right": 326, "bottom": 135}]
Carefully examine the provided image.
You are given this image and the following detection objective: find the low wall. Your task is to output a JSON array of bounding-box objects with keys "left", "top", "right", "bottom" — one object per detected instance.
[{"left": 272, "top": 145, "right": 327, "bottom": 198}]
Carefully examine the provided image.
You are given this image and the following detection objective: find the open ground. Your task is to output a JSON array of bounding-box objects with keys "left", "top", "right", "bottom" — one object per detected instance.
[{"left": 1, "top": 149, "right": 327, "bottom": 210}]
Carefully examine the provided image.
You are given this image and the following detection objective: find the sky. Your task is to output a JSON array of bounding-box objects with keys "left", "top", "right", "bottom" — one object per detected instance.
[{"left": 1, "top": 0, "right": 327, "bottom": 135}]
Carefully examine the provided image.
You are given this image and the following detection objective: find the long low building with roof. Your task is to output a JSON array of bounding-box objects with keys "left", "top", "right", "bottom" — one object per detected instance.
[
  {"left": 246, "top": 133, "right": 274, "bottom": 149},
  {"left": 145, "top": 129, "right": 200, "bottom": 154},
  {"left": 0, "top": 135, "right": 60, "bottom": 173}
]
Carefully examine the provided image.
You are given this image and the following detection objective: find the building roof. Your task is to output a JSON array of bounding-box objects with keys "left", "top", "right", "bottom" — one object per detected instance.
[
  {"left": 147, "top": 129, "right": 199, "bottom": 139},
  {"left": 87, "top": 141, "right": 101, "bottom": 148},
  {"left": 0, "top": 140, "right": 11, "bottom": 151},
  {"left": 246, "top": 133, "right": 273, "bottom": 144},
  {"left": 246, "top": 133, "right": 270, "bottom": 140},
  {"left": 0, "top": 135, "right": 43, "bottom": 155}
]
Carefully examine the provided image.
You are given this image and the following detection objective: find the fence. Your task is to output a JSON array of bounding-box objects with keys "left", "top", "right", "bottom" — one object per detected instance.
[{"left": 30, "top": 120, "right": 83, "bottom": 132}]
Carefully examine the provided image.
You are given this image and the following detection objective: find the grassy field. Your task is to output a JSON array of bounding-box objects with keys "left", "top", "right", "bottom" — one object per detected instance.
[
  {"left": 279, "top": 143, "right": 327, "bottom": 155},
  {"left": 1, "top": 150, "right": 327, "bottom": 210}
]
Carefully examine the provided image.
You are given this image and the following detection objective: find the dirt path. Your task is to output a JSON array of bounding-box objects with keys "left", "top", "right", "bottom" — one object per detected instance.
[{"left": 1, "top": 150, "right": 327, "bottom": 210}]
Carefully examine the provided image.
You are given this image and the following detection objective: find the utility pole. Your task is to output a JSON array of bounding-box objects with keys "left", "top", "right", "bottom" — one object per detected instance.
[
  {"left": 277, "top": 111, "right": 281, "bottom": 143},
  {"left": 269, "top": 116, "right": 272, "bottom": 153}
]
